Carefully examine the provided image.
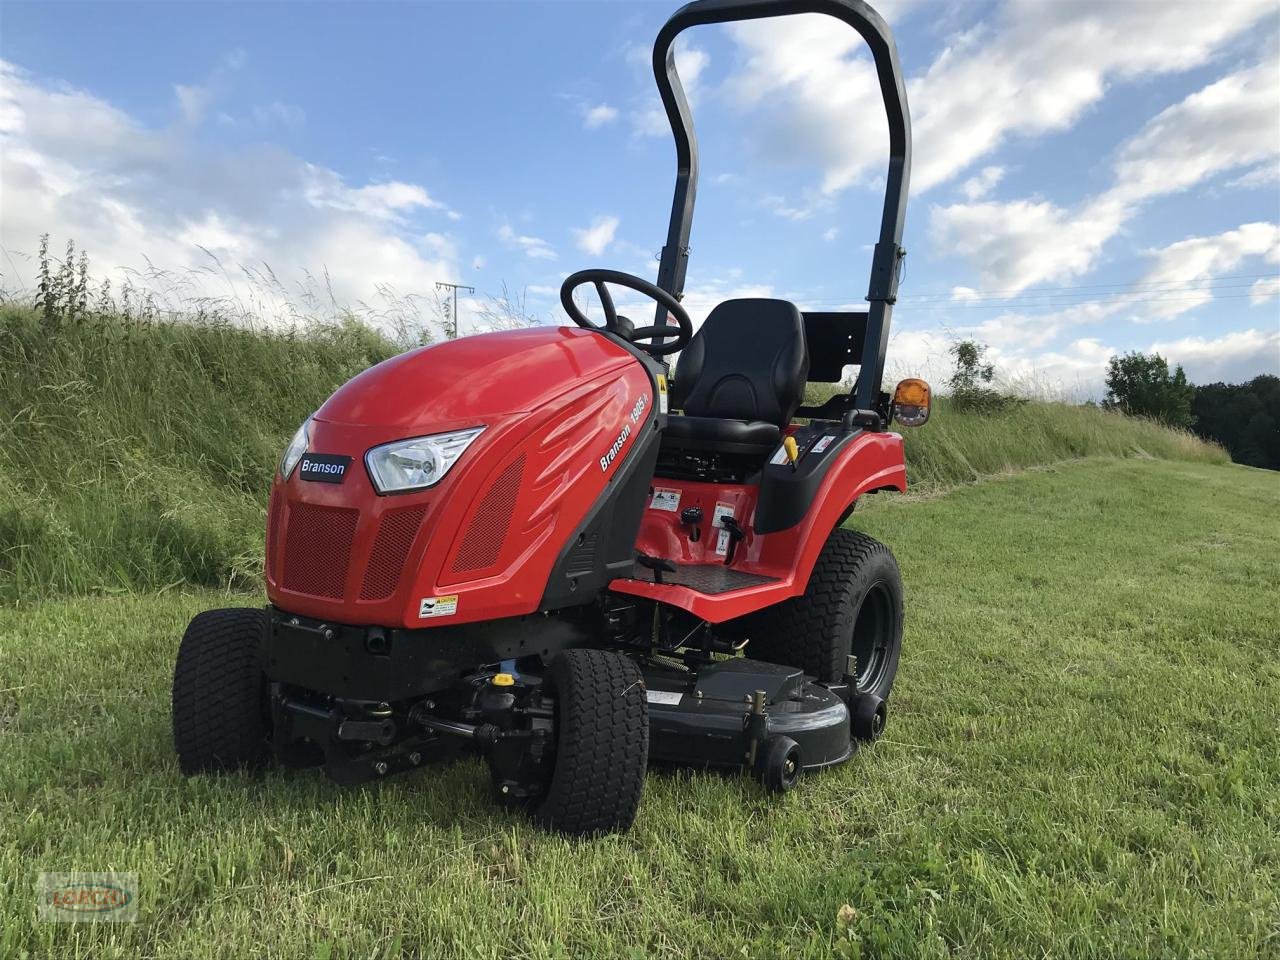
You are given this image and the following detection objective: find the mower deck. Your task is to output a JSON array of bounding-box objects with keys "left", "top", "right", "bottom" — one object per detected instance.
[{"left": 641, "top": 658, "right": 854, "bottom": 773}]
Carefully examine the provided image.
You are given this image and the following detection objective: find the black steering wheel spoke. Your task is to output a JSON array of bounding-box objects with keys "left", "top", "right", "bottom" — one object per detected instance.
[
  {"left": 593, "top": 281, "right": 618, "bottom": 329},
  {"left": 560, "top": 269, "right": 693, "bottom": 356}
]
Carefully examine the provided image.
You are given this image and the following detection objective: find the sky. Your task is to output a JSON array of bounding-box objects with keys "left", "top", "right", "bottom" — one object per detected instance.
[{"left": 2, "top": 0, "right": 1278, "bottom": 396}]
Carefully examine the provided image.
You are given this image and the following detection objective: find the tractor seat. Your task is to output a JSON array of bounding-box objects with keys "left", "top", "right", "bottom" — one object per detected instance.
[{"left": 664, "top": 298, "right": 809, "bottom": 457}]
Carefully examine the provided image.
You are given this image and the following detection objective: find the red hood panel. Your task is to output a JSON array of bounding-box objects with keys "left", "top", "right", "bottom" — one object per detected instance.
[{"left": 316, "top": 326, "right": 634, "bottom": 428}]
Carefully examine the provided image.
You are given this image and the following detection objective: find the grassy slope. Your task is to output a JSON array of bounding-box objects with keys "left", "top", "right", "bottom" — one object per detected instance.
[
  {"left": 2, "top": 459, "right": 1276, "bottom": 959},
  {"left": 0, "top": 308, "right": 1225, "bottom": 603},
  {"left": 0, "top": 308, "right": 398, "bottom": 602}
]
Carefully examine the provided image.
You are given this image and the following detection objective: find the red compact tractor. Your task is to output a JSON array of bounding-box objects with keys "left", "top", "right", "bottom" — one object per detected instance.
[{"left": 172, "top": 0, "right": 930, "bottom": 835}]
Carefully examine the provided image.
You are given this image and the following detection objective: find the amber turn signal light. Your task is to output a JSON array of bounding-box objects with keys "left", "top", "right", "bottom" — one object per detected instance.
[{"left": 892, "top": 378, "right": 931, "bottom": 427}]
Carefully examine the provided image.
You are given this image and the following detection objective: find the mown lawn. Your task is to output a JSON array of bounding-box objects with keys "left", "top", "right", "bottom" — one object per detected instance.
[{"left": 1, "top": 458, "right": 1276, "bottom": 959}]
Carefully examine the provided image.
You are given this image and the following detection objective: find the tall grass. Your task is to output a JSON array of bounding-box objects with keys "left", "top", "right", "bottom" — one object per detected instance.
[
  {"left": 0, "top": 305, "right": 398, "bottom": 602},
  {"left": 0, "top": 306, "right": 1226, "bottom": 603}
]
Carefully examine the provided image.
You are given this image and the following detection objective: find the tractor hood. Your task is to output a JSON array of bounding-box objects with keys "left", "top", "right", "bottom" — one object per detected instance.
[{"left": 315, "top": 326, "right": 636, "bottom": 429}]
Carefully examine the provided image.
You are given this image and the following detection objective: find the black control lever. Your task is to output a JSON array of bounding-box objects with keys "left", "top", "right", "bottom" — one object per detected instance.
[
  {"left": 719, "top": 516, "right": 745, "bottom": 566},
  {"left": 636, "top": 552, "right": 677, "bottom": 585},
  {"left": 680, "top": 505, "right": 703, "bottom": 543}
]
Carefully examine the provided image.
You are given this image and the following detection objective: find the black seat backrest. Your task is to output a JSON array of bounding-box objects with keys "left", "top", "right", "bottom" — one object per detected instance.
[{"left": 670, "top": 298, "right": 809, "bottom": 427}]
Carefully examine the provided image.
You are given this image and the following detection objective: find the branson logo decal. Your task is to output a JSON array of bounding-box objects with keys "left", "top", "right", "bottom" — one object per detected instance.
[
  {"left": 599, "top": 394, "right": 648, "bottom": 473},
  {"left": 299, "top": 453, "right": 352, "bottom": 484}
]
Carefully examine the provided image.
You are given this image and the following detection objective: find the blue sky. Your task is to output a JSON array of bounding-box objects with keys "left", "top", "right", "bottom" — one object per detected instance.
[{"left": 2, "top": 0, "right": 1278, "bottom": 394}]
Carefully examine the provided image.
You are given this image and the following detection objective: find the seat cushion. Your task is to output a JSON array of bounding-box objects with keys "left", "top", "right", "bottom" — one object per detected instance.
[
  {"left": 671, "top": 299, "right": 809, "bottom": 427},
  {"left": 662, "top": 415, "right": 781, "bottom": 455}
]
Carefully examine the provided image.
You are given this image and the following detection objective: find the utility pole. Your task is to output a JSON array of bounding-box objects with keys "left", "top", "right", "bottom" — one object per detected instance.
[{"left": 435, "top": 281, "right": 475, "bottom": 339}]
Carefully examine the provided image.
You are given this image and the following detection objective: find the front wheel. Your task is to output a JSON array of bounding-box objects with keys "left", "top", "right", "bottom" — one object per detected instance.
[
  {"left": 531, "top": 649, "right": 649, "bottom": 836},
  {"left": 728, "top": 529, "right": 903, "bottom": 698},
  {"left": 172, "top": 608, "right": 271, "bottom": 774}
]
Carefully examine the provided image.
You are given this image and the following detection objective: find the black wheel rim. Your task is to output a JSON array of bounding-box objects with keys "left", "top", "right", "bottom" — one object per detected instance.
[
  {"left": 781, "top": 748, "right": 801, "bottom": 788},
  {"left": 851, "top": 580, "right": 893, "bottom": 694}
]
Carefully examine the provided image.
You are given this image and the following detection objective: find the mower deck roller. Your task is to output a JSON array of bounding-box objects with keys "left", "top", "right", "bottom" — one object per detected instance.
[{"left": 172, "top": 0, "right": 921, "bottom": 836}]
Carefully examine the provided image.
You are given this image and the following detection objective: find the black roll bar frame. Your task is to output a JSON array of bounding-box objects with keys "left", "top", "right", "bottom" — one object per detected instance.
[{"left": 651, "top": 0, "right": 911, "bottom": 409}]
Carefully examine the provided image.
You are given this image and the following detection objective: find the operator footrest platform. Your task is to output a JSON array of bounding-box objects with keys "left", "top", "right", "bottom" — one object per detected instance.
[{"left": 631, "top": 562, "right": 777, "bottom": 594}]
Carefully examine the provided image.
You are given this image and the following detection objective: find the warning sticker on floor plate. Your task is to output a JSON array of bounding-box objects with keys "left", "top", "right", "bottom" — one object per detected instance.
[
  {"left": 645, "top": 689, "right": 682, "bottom": 706},
  {"left": 656, "top": 374, "right": 669, "bottom": 414},
  {"left": 713, "top": 501, "right": 735, "bottom": 556},
  {"left": 812, "top": 434, "right": 838, "bottom": 454},
  {"left": 419, "top": 595, "right": 459, "bottom": 619},
  {"left": 650, "top": 486, "right": 681, "bottom": 512}
]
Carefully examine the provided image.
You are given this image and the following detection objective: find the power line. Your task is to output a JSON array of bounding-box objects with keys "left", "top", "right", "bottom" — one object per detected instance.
[
  {"left": 902, "top": 276, "right": 1278, "bottom": 305},
  {"left": 878, "top": 291, "right": 1275, "bottom": 314},
  {"left": 790, "top": 272, "right": 1280, "bottom": 308}
]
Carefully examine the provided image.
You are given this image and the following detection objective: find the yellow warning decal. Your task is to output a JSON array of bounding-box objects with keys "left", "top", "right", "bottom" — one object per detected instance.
[{"left": 419, "top": 595, "right": 459, "bottom": 619}]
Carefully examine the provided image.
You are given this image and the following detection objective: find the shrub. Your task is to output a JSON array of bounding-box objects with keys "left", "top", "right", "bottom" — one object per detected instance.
[{"left": 947, "top": 340, "right": 1024, "bottom": 413}]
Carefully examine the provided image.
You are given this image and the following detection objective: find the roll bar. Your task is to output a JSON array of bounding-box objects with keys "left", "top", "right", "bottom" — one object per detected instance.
[{"left": 651, "top": 0, "right": 911, "bottom": 409}]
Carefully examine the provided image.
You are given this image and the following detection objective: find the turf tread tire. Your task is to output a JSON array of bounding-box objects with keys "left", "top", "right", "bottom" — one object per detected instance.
[
  {"left": 172, "top": 608, "right": 270, "bottom": 774},
  {"left": 533, "top": 649, "right": 648, "bottom": 836},
  {"left": 732, "top": 529, "right": 902, "bottom": 693}
]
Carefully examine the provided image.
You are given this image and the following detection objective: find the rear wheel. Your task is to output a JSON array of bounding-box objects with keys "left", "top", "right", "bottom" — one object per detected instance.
[
  {"left": 172, "top": 608, "right": 270, "bottom": 774},
  {"left": 532, "top": 649, "right": 649, "bottom": 836},
  {"left": 729, "top": 529, "right": 903, "bottom": 697}
]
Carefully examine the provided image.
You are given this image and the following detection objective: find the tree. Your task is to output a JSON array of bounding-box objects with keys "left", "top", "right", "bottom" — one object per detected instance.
[
  {"left": 947, "top": 339, "right": 1015, "bottom": 412},
  {"left": 1103, "top": 352, "right": 1194, "bottom": 428},
  {"left": 948, "top": 339, "right": 995, "bottom": 392},
  {"left": 1191, "top": 374, "right": 1280, "bottom": 470}
]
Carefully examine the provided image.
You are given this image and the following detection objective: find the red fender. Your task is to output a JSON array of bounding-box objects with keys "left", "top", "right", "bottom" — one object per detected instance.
[{"left": 611, "top": 431, "right": 906, "bottom": 621}]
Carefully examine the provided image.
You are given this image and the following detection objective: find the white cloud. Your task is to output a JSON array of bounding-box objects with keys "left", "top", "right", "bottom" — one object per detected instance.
[
  {"left": 762, "top": 193, "right": 827, "bottom": 222},
  {"left": 1229, "top": 163, "right": 1280, "bottom": 191},
  {"left": 573, "top": 215, "right": 620, "bottom": 256},
  {"left": 823, "top": 227, "right": 839, "bottom": 242},
  {"left": 582, "top": 103, "right": 618, "bottom": 128},
  {"left": 498, "top": 223, "right": 557, "bottom": 260},
  {"left": 174, "top": 83, "right": 210, "bottom": 124},
  {"left": 930, "top": 196, "right": 1124, "bottom": 294},
  {"left": 471, "top": 254, "right": 486, "bottom": 271},
  {"left": 306, "top": 171, "right": 451, "bottom": 222},
  {"left": 932, "top": 61, "right": 1280, "bottom": 294},
  {"left": 171, "top": 48, "right": 246, "bottom": 125},
  {"left": 252, "top": 100, "right": 305, "bottom": 128},
  {"left": 1110, "top": 61, "right": 1280, "bottom": 206},
  {"left": 1251, "top": 277, "right": 1280, "bottom": 305},
  {"left": 420, "top": 232, "right": 458, "bottom": 261},
  {"left": 720, "top": 1, "right": 1273, "bottom": 196},
  {"left": 1134, "top": 222, "right": 1280, "bottom": 320},
  {"left": 0, "top": 59, "right": 457, "bottom": 321},
  {"left": 724, "top": 16, "right": 884, "bottom": 194},
  {"left": 960, "top": 165, "right": 1004, "bottom": 201},
  {"left": 910, "top": 1, "right": 1272, "bottom": 192},
  {"left": 1149, "top": 328, "right": 1280, "bottom": 382}
]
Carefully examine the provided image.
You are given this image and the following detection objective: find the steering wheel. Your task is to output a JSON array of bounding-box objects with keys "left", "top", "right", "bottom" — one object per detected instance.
[{"left": 560, "top": 269, "right": 693, "bottom": 356}]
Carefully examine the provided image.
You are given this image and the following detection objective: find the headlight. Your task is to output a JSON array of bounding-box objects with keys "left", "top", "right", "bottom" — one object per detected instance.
[
  {"left": 280, "top": 417, "right": 312, "bottom": 479},
  {"left": 365, "top": 427, "right": 485, "bottom": 494}
]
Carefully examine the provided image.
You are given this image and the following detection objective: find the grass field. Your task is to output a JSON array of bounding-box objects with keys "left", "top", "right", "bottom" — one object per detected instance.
[{"left": 2, "top": 457, "right": 1276, "bottom": 959}]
